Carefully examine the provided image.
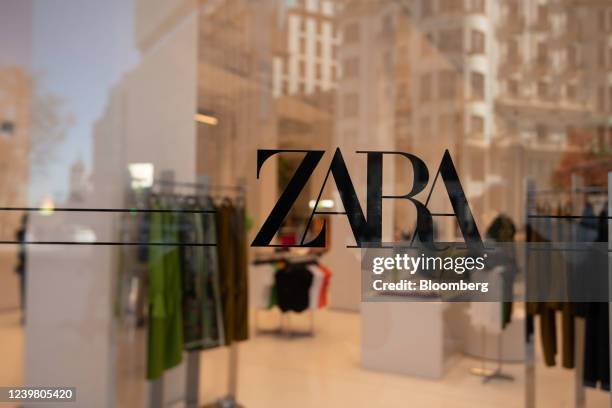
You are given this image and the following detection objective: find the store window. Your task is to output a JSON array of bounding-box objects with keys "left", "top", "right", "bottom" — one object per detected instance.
[{"left": 6, "top": 2, "right": 612, "bottom": 407}]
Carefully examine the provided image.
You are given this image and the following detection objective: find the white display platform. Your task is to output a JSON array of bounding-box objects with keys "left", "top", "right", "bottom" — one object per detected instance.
[
  {"left": 361, "top": 301, "right": 463, "bottom": 379},
  {"left": 361, "top": 301, "right": 525, "bottom": 379}
]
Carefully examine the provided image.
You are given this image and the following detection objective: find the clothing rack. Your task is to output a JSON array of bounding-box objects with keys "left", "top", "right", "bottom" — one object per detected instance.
[
  {"left": 252, "top": 253, "right": 320, "bottom": 338},
  {"left": 524, "top": 177, "right": 611, "bottom": 408},
  {"left": 469, "top": 267, "right": 515, "bottom": 384},
  {"left": 136, "top": 179, "right": 246, "bottom": 408},
  {"left": 153, "top": 179, "right": 246, "bottom": 193}
]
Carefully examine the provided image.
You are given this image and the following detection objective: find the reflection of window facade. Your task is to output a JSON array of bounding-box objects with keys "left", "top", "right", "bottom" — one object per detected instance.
[
  {"left": 342, "top": 57, "right": 358, "bottom": 78},
  {"left": 537, "top": 81, "right": 549, "bottom": 100},
  {"left": 421, "top": 32, "right": 434, "bottom": 56},
  {"left": 439, "top": 28, "right": 463, "bottom": 53},
  {"left": 273, "top": 1, "right": 341, "bottom": 97},
  {"left": 343, "top": 92, "right": 358, "bottom": 117},
  {"left": 536, "top": 4, "right": 549, "bottom": 27},
  {"left": 440, "top": 0, "right": 462, "bottom": 14},
  {"left": 471, "top": 0, "right": 485, "bottom": 13},
  {"left": 439, "top": 70, "right": 456, "bottom": 99},
  {"left": 471, "top": 72, "right": 485, "bottom": 100},
  {"left": 420, "top": 73, "right": 432, "bottom": 102},
  {"left": 344, "top": 22, "right": 360, "bottom": 44},
  {"left": 422, "top": 0, "right": 433, "bottom": 18},
  {"left": 471, "top": 115, "right": 484, "bottom": 135},
  {"left": 508, "top": 79, "right": 519, "bottom": 97},
  {"left": 440, "top": 113, "right": 453, "bottom": 135},
  {"left": 567, "top": 45, "right": 578, "bottom": 69},
  {"left": 335, "top": 0, "right": 612, "bottom": 239},
  {"left": 536, "top": 124, "right": 548, "bottom": 143},
  {"left": 566, "top": 83, "right": 576, "bottom": 101},
  {"left": 420, "top": 116, "right": 431, "bottom": 136},
  {"left": 470, "top": 30, "right": 485, "bottom": 54},
  {"left": 536, "top": 42, "right": 548, "bottom": 65}
]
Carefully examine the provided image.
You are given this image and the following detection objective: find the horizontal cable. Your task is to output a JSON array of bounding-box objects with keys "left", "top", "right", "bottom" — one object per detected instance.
[
  {"left": 0, "top": 241, "right": 216, "bottom": 246},
  {"left": 0, "top": 207, "right": 216, "bottom": 214},
  {"left": 528, "top": 215, "right": 609, "bottom": 219}
]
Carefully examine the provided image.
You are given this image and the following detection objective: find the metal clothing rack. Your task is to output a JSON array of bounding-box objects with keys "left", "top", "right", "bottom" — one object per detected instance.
[
  {"left": 252, "top": 254, "right": 320, "bottom": 338},
  {"left": 469, "top": 267, "right": 515, "bottom": 384},
  {"left": 139, "top": 179, "right": 246, "bottom": 408},
  {"left": 524, "top": 177, "right": 611, "bottom": 408}
]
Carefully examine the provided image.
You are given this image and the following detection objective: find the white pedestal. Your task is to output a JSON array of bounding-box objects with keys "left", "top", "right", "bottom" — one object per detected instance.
[{"left": 361, "top": 302, "right": 461, "bottom": 379}]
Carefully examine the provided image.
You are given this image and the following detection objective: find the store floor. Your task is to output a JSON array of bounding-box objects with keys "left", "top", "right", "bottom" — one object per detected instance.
[
  {"left": 201, "top": 309, "right": 610, "bottom": 408},
  {"left": 0, "top": 307, "right": 610, "bottom": 407}
]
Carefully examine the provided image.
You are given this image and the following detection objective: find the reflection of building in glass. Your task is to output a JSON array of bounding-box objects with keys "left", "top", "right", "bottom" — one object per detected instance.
[
  {"left": 336, "top": 0, "right": 612, "bottom": 239},
  {"left": 494, "top": 0, "right": 612, "bottom": 223},
  {"left": 195, "top": 0, "right": 279, "bottom": 228},
  {"left": 0, "top": 67, "right": 30, "bottom": 240},
  {"left": 272, "top": 1, "right": 344, "bottom": 224},
  {"left": 272, "top": 0, "right": 342, "bottom": 97}
]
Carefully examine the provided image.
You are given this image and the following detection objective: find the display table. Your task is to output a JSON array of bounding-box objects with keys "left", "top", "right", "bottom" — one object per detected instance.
[{"left": 361, "top": 301, "right": 462, "bottom": 379}]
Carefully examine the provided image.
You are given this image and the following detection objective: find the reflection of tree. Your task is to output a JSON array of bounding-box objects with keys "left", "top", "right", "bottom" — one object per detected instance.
[
  {"left": 31, "top": 91, "right": 73, "bottom": 178},
  {"left": 552, "top": 127, "right": 612, "bottom": 189}
]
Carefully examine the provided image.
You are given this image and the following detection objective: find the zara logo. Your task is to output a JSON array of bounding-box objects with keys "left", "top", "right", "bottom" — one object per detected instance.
[{"left": 251, "top": 149, "right": 483, "bottom": 250}]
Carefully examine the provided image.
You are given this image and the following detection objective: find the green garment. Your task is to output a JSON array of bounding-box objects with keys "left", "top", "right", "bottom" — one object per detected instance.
[{"left": 147, "top": 208, "right": 184, "bottom": 380}]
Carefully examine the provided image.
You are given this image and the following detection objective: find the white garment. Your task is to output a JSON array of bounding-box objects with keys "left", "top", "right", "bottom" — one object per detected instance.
[
  {"left": 249, "top": 264, "right": 276, "bottom": 309},
  {"left": 307, "top": 265, "right": 324, "bottom": 310}
]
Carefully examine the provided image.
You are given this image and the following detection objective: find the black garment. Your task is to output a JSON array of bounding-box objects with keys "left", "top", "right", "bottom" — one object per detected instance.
[
  {"left": 526, "top": 212, "right": 574, "bottom": 369},
  {"left": 15, "top": 215, "right": 27, "bottom": 318},
  {"left": 533, "top": 302, "right": 575, "bottom": 369},
  {"left": 215, "top": 202, "right": 249, "bottom": 345},
  {"left": 137, "top": 213, "right": 151, "bottom": 263},
  {"left": 582, "top": 205, "right": 610, "bottom": 390},
  {"left": 485, "top": 214, "right": 517, "bottom": 329},
  {"left": 275, "top": 264, "right": 313, "bottom": 313},
  {"left": 486, "top": 214, "right": 516, "bottom": 242},
  {"left": 583, "top": 302, "right": 610, "bottom": 390}
]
